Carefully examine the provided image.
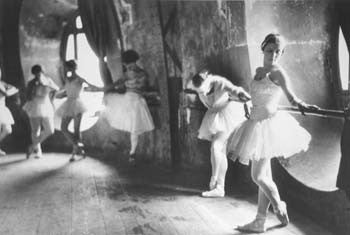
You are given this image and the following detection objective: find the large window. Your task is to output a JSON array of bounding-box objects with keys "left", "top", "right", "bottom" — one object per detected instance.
[
  {"left": 338, "top": 27, "right": 349, "bottom": 91},
  {"left": 61, "top": 14, "right": 104, "bottom": 121},
  {"left": 64, "top": 15, "right": 103, "bottom": 87}
]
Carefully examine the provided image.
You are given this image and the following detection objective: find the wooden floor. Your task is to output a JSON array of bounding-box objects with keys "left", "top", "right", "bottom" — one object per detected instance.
[{"left": 0, "top": 153, "right": 333, "bottom": 235}]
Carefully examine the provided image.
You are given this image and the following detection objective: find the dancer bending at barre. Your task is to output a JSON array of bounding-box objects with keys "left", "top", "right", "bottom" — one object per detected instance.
[{"left": 188, "top": 69, "right": 250, "bottom": 197}]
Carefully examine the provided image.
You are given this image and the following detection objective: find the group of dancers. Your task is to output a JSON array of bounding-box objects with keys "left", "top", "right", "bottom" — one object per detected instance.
[
  {"left": 1, "top": 33, "right": 319, "bottom": 232},
  {"left": 0, "top": 49, "right": 154, "bottom": 162},
  {"left": 189, "top": 33, "right": 319, "bottom": 233}
]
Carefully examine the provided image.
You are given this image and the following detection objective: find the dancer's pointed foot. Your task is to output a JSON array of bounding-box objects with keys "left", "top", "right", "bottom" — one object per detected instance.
[
  {"left": 77, "top": 142, "right": 86, "bottom": 158},
  {"left": 34, "top": 145, "right": 42, "bottom": 159},
  {"left": 71, "top": 145, "right": 79, "bottom": 158},
  {"left": 0, "top": 148, "right": 6, "bottom": 156},
  {"left": 236, "top": 218, "right": 266, "bottom": 233},
  {"left": 26, "top": 144, "right": 34, "bottom": 159},
  {"left": 201, "top": 186, "right": 225, "bottom": 198},
  {"left": 274, "top": 201, "right": 289, "bottom": 226}
]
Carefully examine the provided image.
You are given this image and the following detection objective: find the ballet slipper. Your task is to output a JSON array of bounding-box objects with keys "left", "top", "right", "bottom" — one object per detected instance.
[
  {"left": 274, "top": 201, "right": 289, "bottom": 226},
  {"left": 201, "top": 186, "right": 225, "bottom": 198},
  {"left": 77, "top": 142, "right": 86, "bottom": 158},
  {"left": 209, "top": 176, "right": 217, "bottom": 190},
  {"left": 34, "top": 145, "right": 42, "bottom": 159},
  {"left": 236, "top": 218, "right": 266, "bottom": 233},
  {"left": 70, "top": 145, "right": 79, "bottom": 162},
  {"left": 26, "top": 144, "right": 35, "bottom": 159}
]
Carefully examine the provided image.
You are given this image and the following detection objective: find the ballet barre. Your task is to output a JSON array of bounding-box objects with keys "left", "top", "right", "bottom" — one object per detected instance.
[{"left": 278, "top": 106, "right": 346, "bottom": 119}]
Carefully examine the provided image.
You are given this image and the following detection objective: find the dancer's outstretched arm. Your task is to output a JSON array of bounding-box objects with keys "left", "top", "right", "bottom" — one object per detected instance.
[{"left": 271, "top": 68, "right": 319, "bottom": 114}]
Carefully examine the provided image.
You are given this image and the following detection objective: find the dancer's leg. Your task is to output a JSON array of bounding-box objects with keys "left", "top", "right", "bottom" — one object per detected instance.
[
  {"left": 209, "top": 148, "right": 217, "bottom": 190},
  {"left": 28, "top": 117, "right": 41, "bottom": 158},
  {"left": 251, "top": 158, "right": 289, "bottom": 225},
  {"left": 37, "top": 117, "right": 54, "bottom": 144},
  {"left": 61, "top": 116, "right": 75, "bottom": 145},
  {"left": 202, "top": 132, "right": 227, "bottom": 197},
  {"left": 130, "top": 133, "right": 139, "bottom": 155},
  {"left": 0, "top": 124, "right": 11, "bottom": 142},
  {"left": 73, "top": 113, "right": 85, "bottom": 157},
  {"left": 33, "top": 117, "right": 54, "bottom": 158},
  {"left": 73, "top": 113, "right": 82, "bottom": 144},
  {"left": 0, "top": 124, "right": 11, "bottom": 155}
]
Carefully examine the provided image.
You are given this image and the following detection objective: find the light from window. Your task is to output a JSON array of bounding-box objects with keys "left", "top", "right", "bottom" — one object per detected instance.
[
  {"left": 76, "top": 16, "right": 83, "bottom": 29},
  {"left": 339, "top": 27, "right": 349, "bottom": 91},
  {"left": 66, "top": 34, "right": 75, "bottom": 61},
  {"left": 76, "top": 33, "right": 103, "bottom": 87}
]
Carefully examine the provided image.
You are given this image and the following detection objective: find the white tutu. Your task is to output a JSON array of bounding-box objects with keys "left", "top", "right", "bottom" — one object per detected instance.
[
  {"left": 198, "top": 101, "right": 245, "bottom": 140},
  {"left": 102, "top": 91, "right": 154, "bottom": 135},
  {"left": 56, "top": 97, "right": 88, "bottom": 118},
  {"left": 0, "top": 105, "right": 14, "bottom": 125},
  {"left": 23, "top": 98, "right": 54, "bottom": 118},
  {"left": 227, "top": 110, "right": 311, "bottom": 165}
]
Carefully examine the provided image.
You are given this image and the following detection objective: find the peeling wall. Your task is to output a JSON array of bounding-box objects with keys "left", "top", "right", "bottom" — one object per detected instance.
[{"left": 119, "top": 0, "right": 171, "bottom": 164}]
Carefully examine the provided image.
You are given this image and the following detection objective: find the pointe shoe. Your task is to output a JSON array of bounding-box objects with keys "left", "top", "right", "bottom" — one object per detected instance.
[
  {"left": 34, "top": 145, "right": 42, "bottom": 159},
  {"left": 209, "top": 177, "right": 217, "bottom": 190},
  {"left": 0, "top": 149, "right": 6, "bottom": 156},
  {"left": 70, "top": 144, "right": 79, "bottom": 161},
  {"left": 201, "top": 187, "right": 225, "bottom": 198},
  {"left": 274, "top": 201, "right": 289, "bottom": 226},
  {"left": 236, "top": 218, "right": 266, "bottom": 233},
  {"left": 26, "top": 144, "right": 34, "bottom": 159},
  {"left": 77, "top": 142, "right": 86, "bottom": 158}
]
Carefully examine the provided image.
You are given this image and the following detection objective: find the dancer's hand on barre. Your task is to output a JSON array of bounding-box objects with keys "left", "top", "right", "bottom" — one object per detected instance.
[
  {"left": 244, "top": 102, "right": 251, "bottom": 119},
  {"left": 183, "top": 88, "right": 197, "bottom": 94},
  {"left": 238, "top": 90, "right": 251, "bottom": 102},
  {"left": 55, "top": 90, "right": 67, "bottom": 99},
  {"left": 297, "top": 101, "right": 320, "bottom": 115}
]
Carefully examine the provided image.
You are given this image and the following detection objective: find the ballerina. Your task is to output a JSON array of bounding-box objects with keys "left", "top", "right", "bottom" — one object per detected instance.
[
  {"left": 0, "top": 68, "right": 19, "bottom": 156},
  {"left": 103, "top": 50, "right": 155, "bottom": 163},
  {"left": 227, "top": 33, "right": 319, "bottom": 233},
  {"left": 56, "top": 60, "right": 103, "bottom": 162},
  {"left": 188, "top": 70, "right": 250, "bottom": 197},
  {"left": 23, "top": 65, "right": 59, "bottom": 158}
]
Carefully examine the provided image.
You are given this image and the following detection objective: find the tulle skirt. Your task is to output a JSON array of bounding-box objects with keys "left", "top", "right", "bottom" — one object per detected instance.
[
  {"left": 56, "top": 97, "right": 88, "bottom": 118},
  {"left": 198, "top": 101, "right": 245, "bottom": 141},
  {"left": 102, "top": 91, "right": 154, "bottom": 135},
  {"left": 227, "top": 110, "right": 311, "bottom": 165},
  {"left": 0, "top": 105, "right": 14, "bottom": 125},
  {"left": 23, "top": 98, "right": 54, "bottom": 118}
]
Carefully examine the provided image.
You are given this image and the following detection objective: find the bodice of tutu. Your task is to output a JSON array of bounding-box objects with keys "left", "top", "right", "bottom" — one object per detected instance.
[
  {"left": 124, "top": 66, "right": 146, "bottom": 93},
  {"left": 29, "top": 84, "right": 51, "bottom": 104},
  {"left": 65, "top": 78, "right": 83, "bottom": 99},
  {"left": 250, "top": 75, "right": 282, "bottom": 120}
]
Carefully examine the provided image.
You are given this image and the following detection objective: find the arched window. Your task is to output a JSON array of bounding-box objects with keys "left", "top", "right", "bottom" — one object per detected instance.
[
  {"left": 62, "top": 14, "right": 103, "bottom": 87},
  {"left": 338, "top": 27, "right": 349, "bottom": 92},
  {"left": 59, "top": 13, "right": 105, "bottom": 121}
]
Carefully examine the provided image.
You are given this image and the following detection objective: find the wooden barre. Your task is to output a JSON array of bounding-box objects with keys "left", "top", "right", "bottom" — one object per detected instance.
[{"left": 278, "top": 106, "right": 345, "bottom": 119}]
